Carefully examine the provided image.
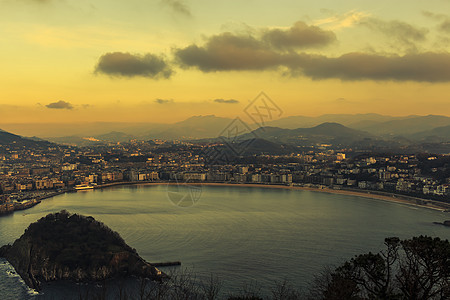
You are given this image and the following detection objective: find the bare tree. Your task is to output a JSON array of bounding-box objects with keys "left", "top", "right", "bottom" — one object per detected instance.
[
  {"left": 271, "top": 279, "right": 301, "bottom": 300},
  {"left": 201, "top": 274, "right": 223, "bottom": 300}
]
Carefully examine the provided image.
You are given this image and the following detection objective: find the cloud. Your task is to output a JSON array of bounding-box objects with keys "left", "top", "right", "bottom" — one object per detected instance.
[
  {"left": 422, "top": 11, "right": 445, "bottom": 20},
  {"left": 176, "top": 34, "right": 450, "bottom": 82},
  {"left": 262, "top": 21, "right": 336, "bottom": 50},
  {"left": 422, "top": 11, "right": 450, "bottom": 34},
  {"left": 361, "top": 18, "right": 428, "bottom": 51},
  {"left": 154, "top": 98, "right": 174, "bottom": 104},
  {"left": 441, "top": 20, "right": 450, "bottom": 33},
  {"left": 314, "top": 10, "right": 370, "bottom": 30},
  {"left": 174, "top": 33, "right": 288, "bottom": 71},
  {"left": 174, "top": 21, "right": 337, "bottom": 71},
  {"left": 172, "top": 18, "right": 450, "bottom": 82},
  {"left": 161, "top": 0, "right": 191, "bottom": 16},
  {"left": 46, "top": 100, "right": 73, "bottom": 110},
  {"left": 297, "top": 52, "right": 450, "bottom": 82},
  {"left": 213, "top": 99, "right": 239, "bottom": 104},
  {"left": 95, "top": 52, "right": 173, "bottom": 79}
]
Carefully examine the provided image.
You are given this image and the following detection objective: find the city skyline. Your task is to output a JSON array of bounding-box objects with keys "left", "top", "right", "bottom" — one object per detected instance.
[{"left": 1, "top": 0, "right": 450, "bottom": 124}]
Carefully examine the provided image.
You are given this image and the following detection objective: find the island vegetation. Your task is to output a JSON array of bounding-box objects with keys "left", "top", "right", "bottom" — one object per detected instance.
[{"left": 0, "top": 211, "right": 164, "bottom": 291}]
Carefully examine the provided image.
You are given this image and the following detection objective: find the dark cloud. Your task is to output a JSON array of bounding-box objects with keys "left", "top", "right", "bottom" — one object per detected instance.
[
  {"left": 422, "top": 11, "right": 442, "bottom": 19},
  {"left": 422, "top": 11, "right": 450, "bottom": 33},
  {"left": 213, "top": 99, "right": 239, "bottom": 104},
  {"left": 154, "top": 98, "right": 174, "bottom": 104},
  {"left": 175, "top": 34, "right": 450, "bottom": 82},
  {"left": 297, "top": 52, "right": 450, "bottom": 82},
  {"left": 95, "top": 52, "right": 173, "bottom": 79},
  {"left": 99, "top": 19, "right": 450, "bottom": 83},
  {"left": 174, "top": 32, "right": 299, "bottom": 71},
  {"left": 361, "top": 18, "right": 428, "bottom": 50},
  {"left": 262, "top": 21, "right": 336, "bottom": 50},
  {"left": 440, "top": 20, "right": 450, "bottom": 33},
  {"left": 46, "top": 100, "right": 73, "bottom": 110},
  {"left": 174, "top": 21, "right": 336, "bottom": 71},
  {"left": 161, "top": 0, "right": 191, "bottom": 16}
]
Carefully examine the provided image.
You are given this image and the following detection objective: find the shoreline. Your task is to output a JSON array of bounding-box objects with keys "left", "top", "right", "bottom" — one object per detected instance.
[
  {"left": 96, "top": 181, "right": 450, "bottom": 212},
  {"left": 2, "top": 181, "right": 449, "bottom": 216},
  {"left": 0, "top": 190, "right": 69, "bottom": 217}
]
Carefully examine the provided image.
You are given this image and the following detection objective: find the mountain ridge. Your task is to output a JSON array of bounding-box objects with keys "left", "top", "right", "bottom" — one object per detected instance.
[
  {"left": 1, "top": 114, "right": 450, "bottom": 142},
  {"left": 238, "top": 122, "right": 373, "bottom": 146}
]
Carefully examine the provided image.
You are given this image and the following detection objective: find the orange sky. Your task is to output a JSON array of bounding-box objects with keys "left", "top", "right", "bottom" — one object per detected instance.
[{"left": 1, "top": 0, "right": 450, "bottom": 124}]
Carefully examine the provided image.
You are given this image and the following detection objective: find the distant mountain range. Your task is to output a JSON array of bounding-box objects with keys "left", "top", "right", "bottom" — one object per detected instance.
[
  {"left": 237, "top": 122, "right": 374, "bottom": 146},
  {"left": 354, "top": 115, "right": 450, "bottom": 136},
  {"left": 264, "top": 114, "right": 450, "bottom": 137},
  {"left": 264, "top": 113, "right": 404, "bottom": 129},
  {"left": 410, "top": 125, "right": 450, "bottom": 142},
  {"left": 144, "top": 115, "right": 242, "bottom": 140},
  {"left": 0, "top": 114, "right": 449, "bottom": 147}
]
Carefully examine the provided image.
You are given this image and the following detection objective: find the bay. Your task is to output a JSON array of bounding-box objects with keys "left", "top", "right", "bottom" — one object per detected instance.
[{"left": 0, "top": 184, "right": 448, "bottom": 299}]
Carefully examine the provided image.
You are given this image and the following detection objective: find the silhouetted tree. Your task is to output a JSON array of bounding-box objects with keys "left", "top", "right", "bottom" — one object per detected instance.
[
  {"left": 271, "top": 279, "right": 301, "bottom": 300},
  {"left": 315, "top": 236, "right": 450, "bottom": 300},
  {"left": 397, "top": 236, "right": 450, "bottom": 300}
]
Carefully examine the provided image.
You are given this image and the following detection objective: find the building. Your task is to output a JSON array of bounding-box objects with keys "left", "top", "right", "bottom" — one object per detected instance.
[
  {"left": 183, "top": 173, "right": 206, "bottom": 181},
  {"left": 35, "top": 179, "right": 54, "bottom": 190}
]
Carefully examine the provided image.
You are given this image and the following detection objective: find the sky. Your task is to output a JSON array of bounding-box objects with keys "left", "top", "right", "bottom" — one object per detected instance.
[{"left": 1, "top": 0, "right": 450, "bottom": 124}]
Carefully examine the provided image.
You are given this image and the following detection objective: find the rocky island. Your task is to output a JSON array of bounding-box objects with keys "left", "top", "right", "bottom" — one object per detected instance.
[{"left": 0, "top": 210, "right": 165, "bottom": 291}]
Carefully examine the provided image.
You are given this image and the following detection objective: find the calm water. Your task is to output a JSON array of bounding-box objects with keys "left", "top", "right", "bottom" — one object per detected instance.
[{"left": 0, "top": 184, "right": 449, "bottom": 299}]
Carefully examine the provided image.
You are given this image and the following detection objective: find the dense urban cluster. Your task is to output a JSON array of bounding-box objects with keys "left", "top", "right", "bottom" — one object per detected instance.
[{"left": 1, "top": 140, "right": 449, "bottom": 214}]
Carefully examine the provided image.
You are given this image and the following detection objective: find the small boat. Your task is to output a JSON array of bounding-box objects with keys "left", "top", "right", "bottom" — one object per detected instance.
[{"left": 75, "top": 184, "right": 94, "bottom": 191}]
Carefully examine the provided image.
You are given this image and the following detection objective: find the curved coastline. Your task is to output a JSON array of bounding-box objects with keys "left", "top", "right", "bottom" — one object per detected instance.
[
  {"left": 95, "top": 181, "right": 450, "bottom": 212},
  {"left": 2, "top": 181, "right": 448, "bottom": 216}
]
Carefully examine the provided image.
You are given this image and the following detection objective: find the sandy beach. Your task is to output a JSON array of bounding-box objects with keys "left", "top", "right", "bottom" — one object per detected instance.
[{"left": 98, "top": 181, "right": 450, "bottom": 212}]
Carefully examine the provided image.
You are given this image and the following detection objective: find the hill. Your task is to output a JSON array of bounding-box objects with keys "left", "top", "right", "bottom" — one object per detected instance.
[
  {"left": 95, "top": 131, "right": 136, "bottom": 142},
  {"left": 0, "top": 211, "right": 164, "bottom": 291},
  {"left": 237, "top": 138, "right": 296, "bottom": 155},
  {"left": 239, "top": 122, "right": 373, "bottom": 146},
  {"left": 0, "top": 129, "right": 51, "bottom": 147},
  {"left": 298, "top": 122, "right": 369, "bottom": 137},
  {"left": 0, "top": 129, "right": 24, "bottom": 144},
  {"left": 410, "top": 125, "right": 450, "bottom": 142},
  {"left": 355, "top": 115, "right": 450, "bottom": 136},
  {"left": 264, "top": 113, "right": 404, "bottom": 129}
]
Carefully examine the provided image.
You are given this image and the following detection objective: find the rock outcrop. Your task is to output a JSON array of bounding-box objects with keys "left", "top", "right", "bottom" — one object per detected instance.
[
  {"left": 433, "top": 220, "right": 450, "bottom": 227},
  {"left": 0, "top": 210, "right": 164, "bottom": 290}
]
